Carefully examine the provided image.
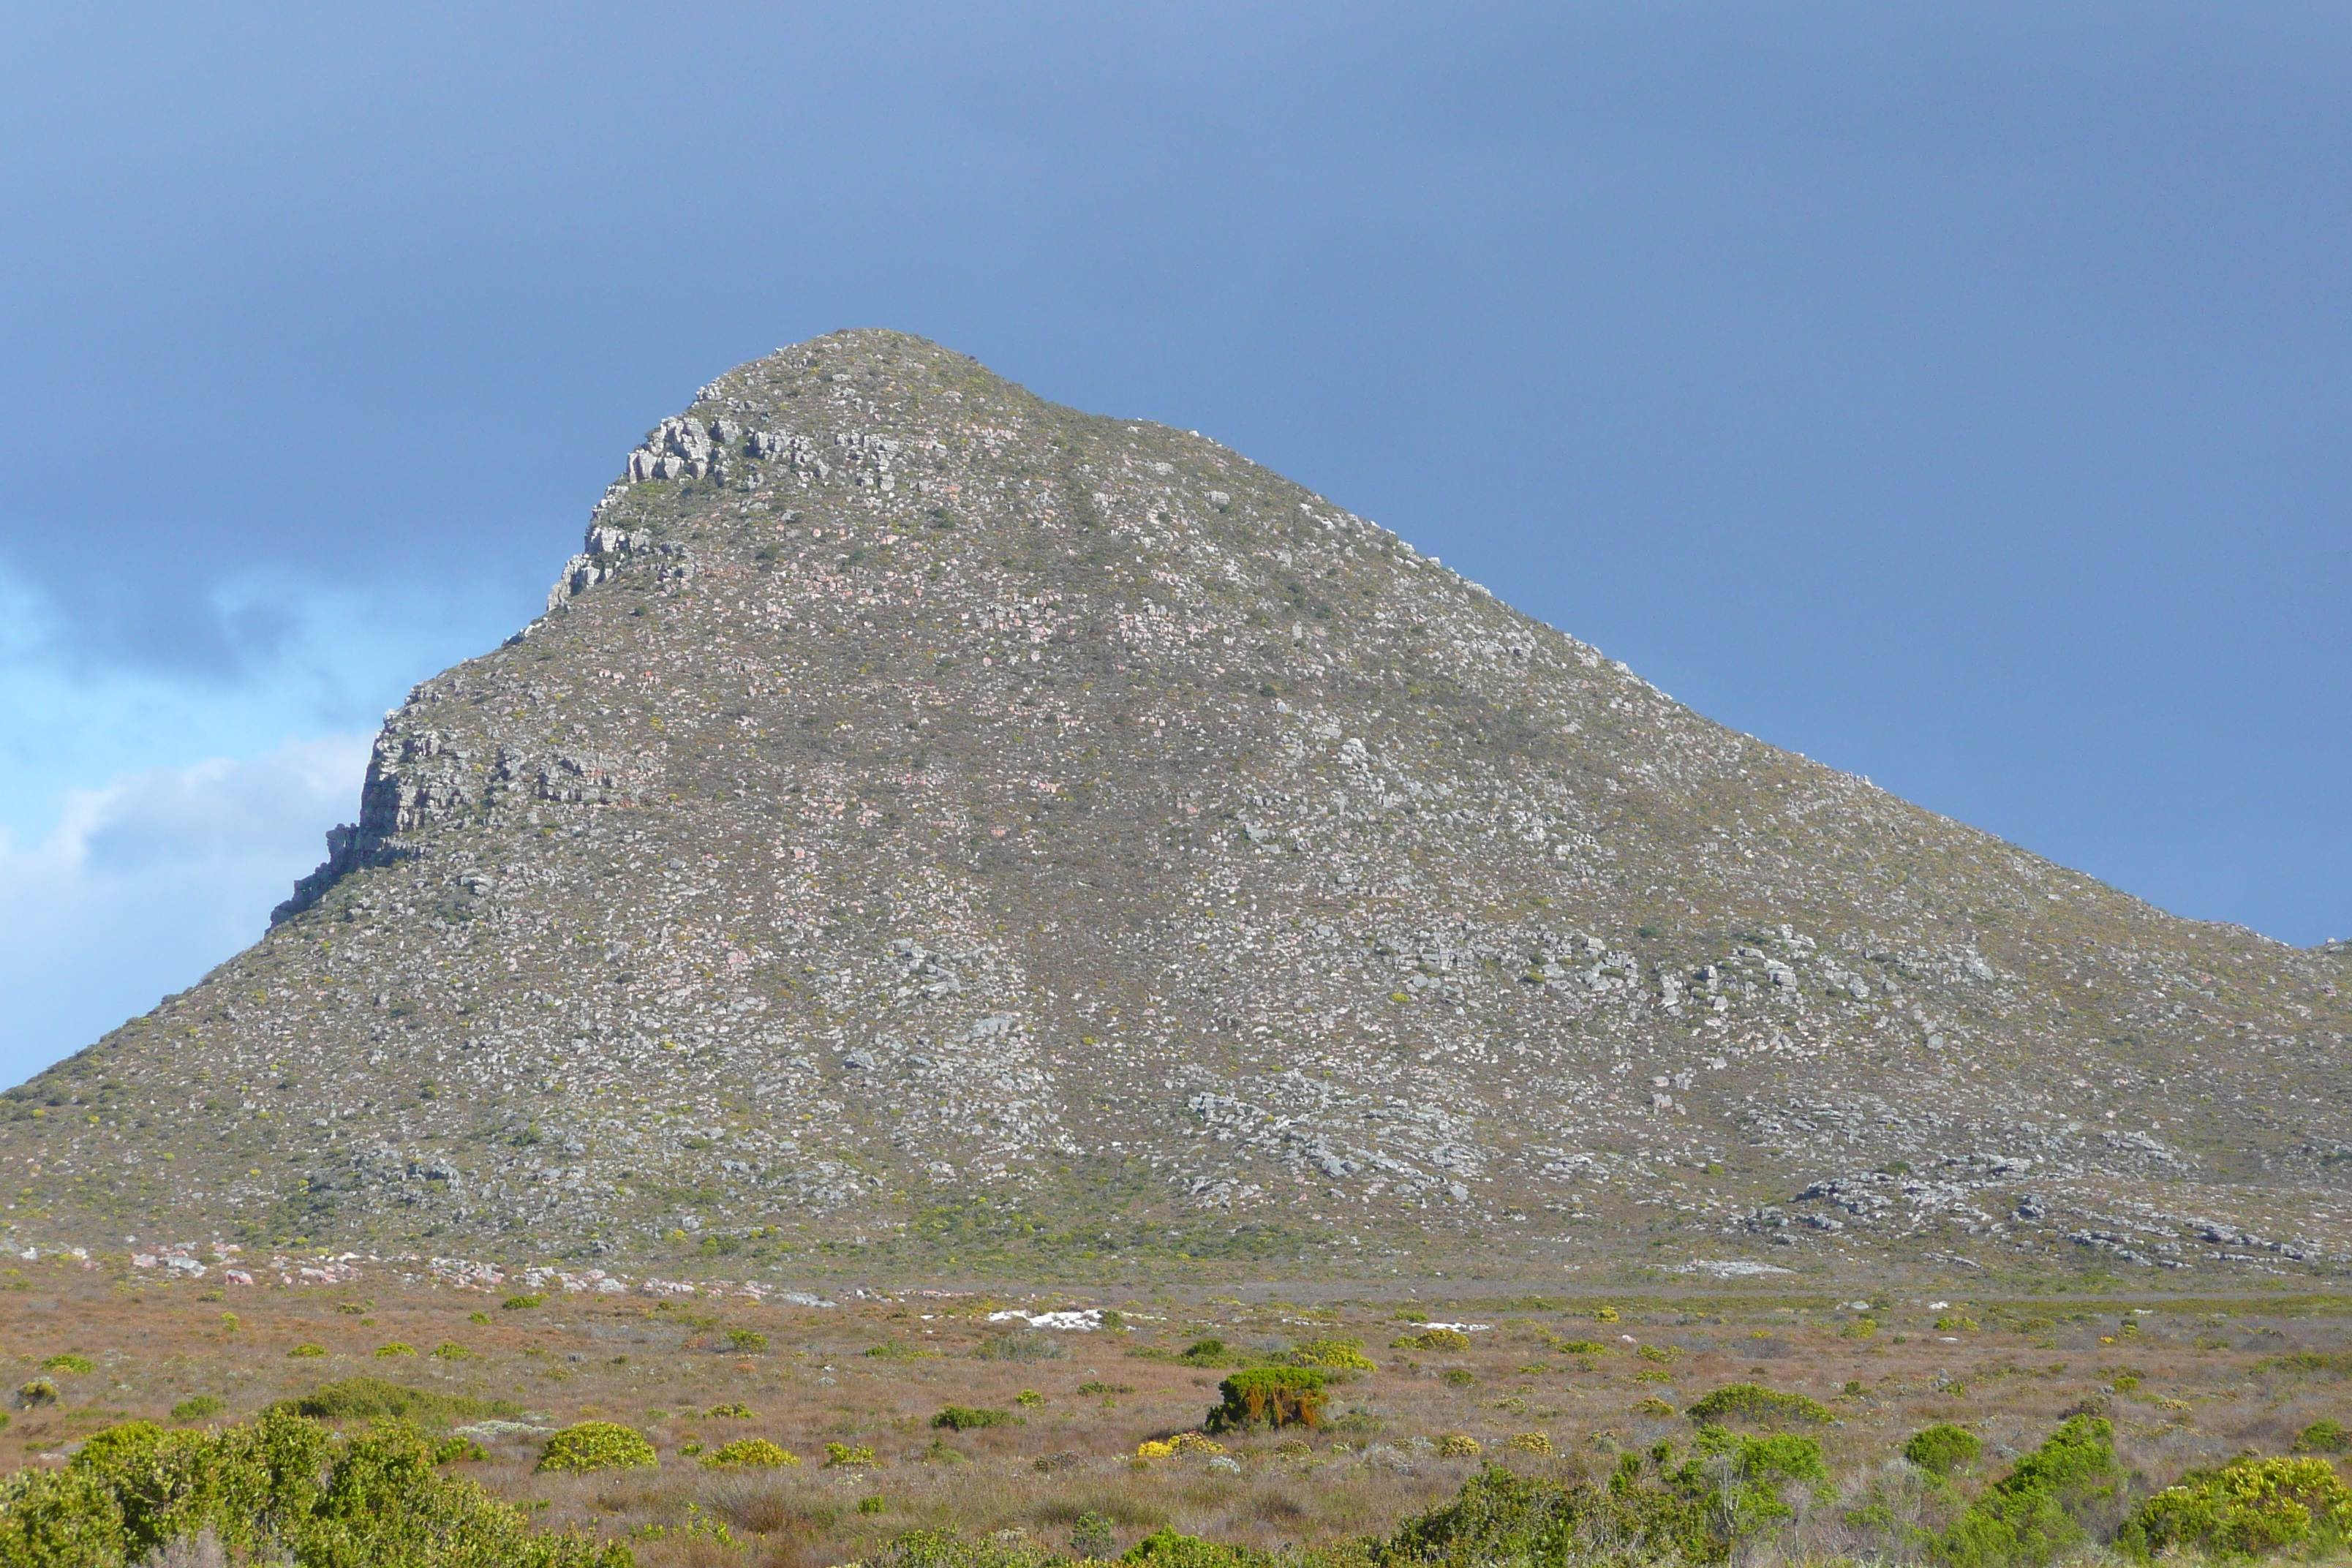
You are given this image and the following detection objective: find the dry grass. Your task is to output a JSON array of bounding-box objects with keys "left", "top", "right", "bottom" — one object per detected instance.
[{"left": 0, "top": 1259, "right": 2345, "bottom": 1567}]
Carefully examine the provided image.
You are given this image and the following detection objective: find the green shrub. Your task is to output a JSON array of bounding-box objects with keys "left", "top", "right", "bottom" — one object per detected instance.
[
  {"left": 1382, "top": 1458, "right": 1722, "bottom": 1566},
  {"left": 0, "top": 1464, "right": 129, "bottom": 1564},
  {"left": 0, "top": 1412, "right": 627, "bottom": 1567},
  {"left": 535, "top": 1421, "right": 657, "bottom": 1474},
  {"left": 1682, "top": 1383, "right": 1831, "bottom": 1427},
  {"left": 1393, "top": 1328, "right": 1471, "bottom": 1353},
  {"left": 2295, "top": 1418, "right": 2349, "bottom": 1454},
  {"left": 1934, "top": 1415, "right": 2120, "bottom": 1568},
  {"left": 500, "top": 1294, "right": 544, "bottom": 1311},
  {"left": 430, "top": 1342, "right": 471, "bottom": 1360},
  {"left": 374, "top": 1342, "right": 417, "bottom": 1359},
  {"left": 705, "top": 1403, "right": 755, "bottom": 1420},
  {"left": 825, "top": 1442, "right": 878, "bottom": 1467},
  {"left": 1071, "top": 1509, "right": 1118, "bottom": 1558},
  {"left": 1207, "top": 1368, "right": 1324, "bottom": 1432},
  {"left": 1120, "top": 1525, "right": 1277, "bottom": 1568},
  {"left": 2257, "top": 1352, "right": 2352, "bottom": 1375},
  {"left": 287, "top": 1345, "right": 327, "bottom": 1359},
  {"left": 38, "top": 1355, "right": 94, "bottom": 1376},
  {"left": 724, "top": 1329, "right": 769, "bottom": 1354},
  {"left": 2120, "top": 1454, "right": 2352, "bottom": 1559},
  {"left": 271, "top": 1377, "right": 505, "bottom": 1428},
  {"left": 1016, "top": 1390, "right": 1046, "bottom": 1407},
  {"left": 1905, "top": 1423, "right": 1984, "bottom": 1476},
  {"left": 169, "top": 1395, "right": 227, "bottom": 1423},
  {"left": 1289, "top": 1338, "right": 1377, "bottom": 1371},
  {"left": 1179, "top": 1338, "right": 1229, "bottom": 1364},
  {"left": 859, "top": 1494, "right": 888, "bottom": 1515},
  {"left": 1556, "top": 1338, "right": 1605, "bottom": 1355},
  {"left": 1687, "top": 1425, "right": 1831, "bottom": 1532},
  {"left": 932, "top": 1406, "right": 1021, "bottom": 1431},
  {"left": 865, "top": 1527, "right": 1060, "bottom": 1568},
  {"left": 699, "top": 1438, "right": 799, "bottom": 1469},
  {"left": 15, "top": 1379, "right": 59, "bottom": 1408}
]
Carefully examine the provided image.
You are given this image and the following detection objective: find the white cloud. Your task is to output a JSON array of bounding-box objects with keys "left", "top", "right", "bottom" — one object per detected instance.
[
  {"left": 0, "top": 735, "right": 371, "bottom": 1082},
  {"left": 0, "top": 558, "right": 534, "bottom": 1085}
]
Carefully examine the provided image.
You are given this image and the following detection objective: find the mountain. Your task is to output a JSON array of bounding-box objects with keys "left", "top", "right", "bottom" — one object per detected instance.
[{"left": 4, "top": 329, "right": 2345, "bottom": 1284}]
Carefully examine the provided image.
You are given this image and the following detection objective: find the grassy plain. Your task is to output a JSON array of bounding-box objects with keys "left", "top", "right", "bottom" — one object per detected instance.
[{"left": 0, "top": 1258, "right": 2347, "bottom": 1567}]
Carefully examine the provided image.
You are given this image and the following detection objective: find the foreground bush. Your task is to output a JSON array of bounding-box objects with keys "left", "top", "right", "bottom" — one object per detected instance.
[
  {"left": 864, "top": 1528, "right": 1066, "bottom": 1568},
  {"left": 2119, "top": 1454, "right": 2352, "bottom": 1559},
  {"left": 1934, "top": 1415, "right": 2121, "bottom": 1568},
  {"left": 1207, "top": 1368, "right": 1325, "bottom": 1432},
  {"left": 1124, "top": 1525, "right": 1286, "bottom": 1568},
  {"left": 1904, "top": 1422, "right": 1984, "bottom": 1476},
  {"left": 0, "top": 1411, "right": 628, "bottom": 1567},
  {"left": 535, "top": 1422, "right": 657, "bottom": 1474},
  {"left": 1383, "top": 1459, "right": 1722, "bottom": 1566}
]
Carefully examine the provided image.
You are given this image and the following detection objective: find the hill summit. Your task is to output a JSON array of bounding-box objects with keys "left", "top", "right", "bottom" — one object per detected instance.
[{"left": 4, "top": 330, "right": 2345, "bottom": 1284}]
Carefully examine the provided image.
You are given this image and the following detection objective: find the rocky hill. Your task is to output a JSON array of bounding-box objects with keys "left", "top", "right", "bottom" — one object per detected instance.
[{"left": 4, "top": 330, "right": 2345, "bottom": 1284}]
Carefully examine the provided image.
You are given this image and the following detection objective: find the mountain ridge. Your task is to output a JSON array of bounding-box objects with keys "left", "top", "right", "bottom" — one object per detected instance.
[{"left": 2, "top": 328, "right": 2344, "bottom": 1284}]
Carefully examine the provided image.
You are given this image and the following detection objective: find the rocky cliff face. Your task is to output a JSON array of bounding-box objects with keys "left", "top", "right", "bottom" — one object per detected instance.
[{"left": 5, "top": 330, "right": 2345, "bottom": 1282}]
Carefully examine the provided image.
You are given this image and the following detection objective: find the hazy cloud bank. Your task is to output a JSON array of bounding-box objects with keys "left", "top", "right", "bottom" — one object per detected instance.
[{"left": 0, "top": 735, "right": 371, "bottom": 1082}]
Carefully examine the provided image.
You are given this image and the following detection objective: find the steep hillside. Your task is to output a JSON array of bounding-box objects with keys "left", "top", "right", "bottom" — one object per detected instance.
[{"left": 4, "top": 330, "right": 2345, "bottom": 1283}]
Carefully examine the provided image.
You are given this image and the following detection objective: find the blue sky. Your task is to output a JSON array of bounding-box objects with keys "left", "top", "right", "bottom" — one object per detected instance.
[{"left": 1, "top": 3, "right": 2347, "bottom": 1081}]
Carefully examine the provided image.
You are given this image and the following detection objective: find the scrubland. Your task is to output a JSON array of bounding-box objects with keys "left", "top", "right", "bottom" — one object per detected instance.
[{"left": 0, "top": 1259, "right": 2347, "bottom": 1566}]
